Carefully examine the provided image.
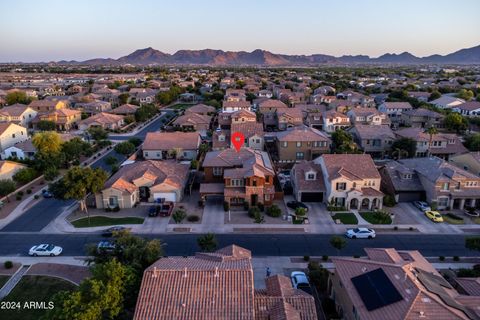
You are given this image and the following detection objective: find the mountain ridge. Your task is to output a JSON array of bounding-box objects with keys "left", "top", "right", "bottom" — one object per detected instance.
[{"left": 33, "top": 44, "right": 480, "bottom": 65}]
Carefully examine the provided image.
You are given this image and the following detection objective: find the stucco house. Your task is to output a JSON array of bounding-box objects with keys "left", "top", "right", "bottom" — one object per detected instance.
[
  {"left": 0, "top": 160, "right": 28, "bottom": 180},
  {"left": 78, "top": 112, "right": 125, "bottom": 131},
  {"left": 313, "top": 154, "right": 384, "bottom": 210},
  {"left": 0, "top": 104, "right": 38, "bottom": 127},
  {"left": 0, "top": 123, "right": 28, "bottom": 154},
  {"left": 143, "top": 131, "right": 201, "bottom": 160},
  {"left": 95, "top": 160, "right": 190, "bottom": 208}
]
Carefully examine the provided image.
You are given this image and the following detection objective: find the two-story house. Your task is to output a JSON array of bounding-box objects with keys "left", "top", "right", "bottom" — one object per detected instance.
[
  {"left": 29, "top": 99, "right": 66, "bottom": 113},
  {"left": 79, "top": 112, "right": 125, "bottom": 131},
  {"left": 33, "top": 108, "right": 82, "bottom": 131},
  {"left": 222, "top": 100, "right": 251, "bottom": 113},
  {"left": 224, "top": 89, "right": 247, "bottom": 102},
  {"left": 257, "top": 99, "right": 289, "bottom": 128},
  {"left": 401, "top": 108, "right": 445, "bottom": 128},
  {"left": 377, "top": 102, "right": 413, "bottom": 125},
  {"left": 173, "top": 113, "right": 212, "bottom": 133},
  {"left": 395, "top": 127, "right": 468, "bottom": 160},
  {"left": 0, "top": 104, "right": 38, "bottom": 128},
  {"left": 452, "top": 101, "right": 480, "bottom": 117},
  {"left": 201, "top": 148, "right": 275, "bottom": 207},
  {"left": 322, "top": 110, "right": 350, "bottom": 133},
  {"left": 276, "top": 107, "right": 304, "bottom": 130},
  {"left": 347, "top": 107, "right": 390, "bottom": 126},
  {"left": 383, "top": 157, "right": 480, "bottom": 210},
  {"left": 0, "top": 123, "right": 28, "bottom": 154},
  {"left": 313, "top": 154, "right": 384, "bottom": 210},
  {"left": 450, "top": 152, "right": 480, "bottom": 177},
  {"left": 143, "top": 131, "right": 201, "bottom": 160},
  {"left": 348, "top": 125, "right": 395, "bottom": 157},
  {"left": 274, "top": 126, "right": 331, "bottom": 163}
]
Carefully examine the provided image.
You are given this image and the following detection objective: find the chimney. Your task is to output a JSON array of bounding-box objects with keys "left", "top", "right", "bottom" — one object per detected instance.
[{"left": 184, "top": 267, "right": 188, "bottom": 278}]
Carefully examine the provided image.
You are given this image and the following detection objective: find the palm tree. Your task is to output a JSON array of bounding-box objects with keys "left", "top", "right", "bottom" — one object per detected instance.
[
  {"left": 392, "top": 148, "right": 409, "bottom": 160},
  {"left": 425, "top": 126, "right": 438, "bottom": 156}
]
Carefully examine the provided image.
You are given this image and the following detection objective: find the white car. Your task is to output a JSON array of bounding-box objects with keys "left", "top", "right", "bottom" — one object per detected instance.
[
  {"left": 29, "top": 244, "right": 63, "bottom": 256},
  {"left": 345, "top": 228, "right": 376, "bottom": 239},
  {"left": 413, "top": 201, "right": 431, "bottom": 212},
  {"left": 290, "top": 271, "right": 312, "bottom": 294}
]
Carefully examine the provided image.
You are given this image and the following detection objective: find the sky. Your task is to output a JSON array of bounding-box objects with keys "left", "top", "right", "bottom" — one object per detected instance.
[{"left": 0, "top": 0, "right": 479, "bottom": 62}]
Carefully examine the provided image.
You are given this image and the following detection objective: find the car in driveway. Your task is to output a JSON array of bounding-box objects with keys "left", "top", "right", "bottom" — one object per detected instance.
[
  {"left": 345, "top": 228, "right": 376, "bottom": 239},
  {"left": 286, "top": 201, "right": 308, "bottom": 212},
  {"left": 29, "top": 244, "right": 62, "bottom": 256},
  {"left": 425, "top": 210, "right": 444, "bottom": 222},
  {"left": 413, "top": 201, "right": 431, "bottom": 212},
  {"left": 102, "top": 226, "right": 131, "bottom": 237},
  {"left": 290, "top": 271, "right": 312, "bottom": 294},
  {"left": 464, "top": 206, "right": 480, "bottom": 217}
]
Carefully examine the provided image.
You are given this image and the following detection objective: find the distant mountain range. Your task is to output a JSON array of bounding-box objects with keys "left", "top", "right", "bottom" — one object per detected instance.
[{"left": 55, "top": 45, "right": 480, "bottom": 66}]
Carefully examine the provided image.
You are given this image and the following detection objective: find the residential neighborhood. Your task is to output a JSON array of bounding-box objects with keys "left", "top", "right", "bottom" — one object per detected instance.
[{"left": 0, "top": 1, "right": 479, "bottom": 319}]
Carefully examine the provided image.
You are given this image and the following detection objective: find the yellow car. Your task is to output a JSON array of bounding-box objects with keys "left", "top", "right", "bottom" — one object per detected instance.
[{"left": 425, "top": 210, "right": 444, "bottom": 222}]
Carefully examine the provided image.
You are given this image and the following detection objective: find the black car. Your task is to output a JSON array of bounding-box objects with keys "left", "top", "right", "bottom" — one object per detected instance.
[
  {"left": 42, "top": 189, "right": 53, "bottom": 198},
  {"left": 286, "top": 201, "right": 308, "bottom": 212},
  {"left": 101, "top": 226, "right": 130, "bottom": 237}
]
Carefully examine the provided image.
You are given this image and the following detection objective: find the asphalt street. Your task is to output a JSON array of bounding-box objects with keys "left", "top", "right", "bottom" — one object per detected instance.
[
  {"left": 0, "top": 111, "right": 173, "bottom": 232},
  {"left": 0, "top": 233, "right": 478, "bottom": 258}
]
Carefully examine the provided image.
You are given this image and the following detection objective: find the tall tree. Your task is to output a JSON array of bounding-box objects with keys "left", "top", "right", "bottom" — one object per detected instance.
[
  {"left": 443, "top": 113, "right": 468, "bottom": 133},
  {"left": 51, "top": 166, "right": 108, "bottom": 217},
  {"left": 330, "top": 236, "right": 346, "bottom": 256},
  {"left": 331, "top": 129, "right": 358, "bottom": 154},
  {"left": 37, "top": 120, "right": 57, "bottom": 131},
  {"left": 32, "top": 131, "right": 63, "bottom": 154},
  {"left": 425, "top": 126, "right": 438, "bottom": 154},
  {"left": 391, "top": 137, "right": 416, "bottom": 159},
  {"left": 61, "top": 137, "right": 93, "bottom": 165},
  {"left": 197, "top": 233, "right": 218, "bottom": 252},
  {"left": 5, "top": 91, "right": 32, "bottom": 105},
  {"left": 87, "top": 127, "right": 109, "bottom": 141}
]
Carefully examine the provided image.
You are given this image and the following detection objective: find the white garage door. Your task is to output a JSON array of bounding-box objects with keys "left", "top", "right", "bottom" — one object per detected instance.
[{"left": 153, "top": 192, "right": 176, "bottom": 202}]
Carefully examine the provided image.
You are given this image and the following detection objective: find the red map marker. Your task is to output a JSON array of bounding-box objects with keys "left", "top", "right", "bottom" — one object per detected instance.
[{"left": 231, "top": 132, "right": 245, "bottom": 152}]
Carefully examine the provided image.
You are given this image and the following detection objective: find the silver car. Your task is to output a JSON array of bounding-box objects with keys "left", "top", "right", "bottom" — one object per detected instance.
[{"left": 29, "top": 244, "right": 63, "bottom": 256}]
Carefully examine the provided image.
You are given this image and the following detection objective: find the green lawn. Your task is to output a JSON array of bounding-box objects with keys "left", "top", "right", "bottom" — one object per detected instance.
[
  {"left": 331, "top": 213, "right": 358, "bottom": 225},
  {"left": 71, "top": 216, "right": 144, "bottom": 228},
  {"left": 1, "top": 275, "right": 76, "bottom": 320},
  {"left": 360, "top": 211, "right": 392, "bottom": 224},
  {"left": 0, "top": 275, "right": 10, "bottom": 288}
]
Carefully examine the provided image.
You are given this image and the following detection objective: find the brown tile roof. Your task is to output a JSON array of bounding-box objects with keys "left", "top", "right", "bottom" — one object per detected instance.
[
  {"left": 203, "top": 148, "right": 273, "bottom": 175},
  {"left": 173, "top": 113, "right": 211, "bottom": 126},
  {"left": 258, "top": 99, "right": 288, "bottom": 110},
  {"left": 186, "top": 103, "right": 216, "bottom": 114},
  {"left": 111, "top": 104, "right": 139, "bottom": 114},
  {"left": 223, "top": 101, "right": 251, "bottom": 109},
  {"left": 455, "top": 278, "right": 480, "bottom": 296},
  {"left": 143, "top": 131, "right": 200, "bottom": 151},
  {"left": 319, "top": 154, "right": 381, "bottom": 180},
  {"left": 0, "top": 103, "right": 31, "bottom": 117},
  {"left": 382, "top": 102, "right": 413, "bottom": 110},
  {"left": 133, "top": 245, "right": 255, "bottom": 320},
  {"left": 104, "top": 160, "right": 189, "bottom": 193},
  {"left": 231, "top": 122, "right": 264, "bottom": 139},
  {"left": 80, "top": 112, "right": 123, "bottom": 126},
  {"left": 275, "top": 126, "right": 330, "bottom": 142},
  {"left": 292, "top": 161, "right": 326, "bottom": 192}
]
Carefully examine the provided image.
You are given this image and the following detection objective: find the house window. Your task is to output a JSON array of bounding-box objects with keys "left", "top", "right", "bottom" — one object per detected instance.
[
  {"left": 144, "top": 152, "right": 149, "bottom": 157},
  {"left": 12, "top": 134, "right": 15, "bottom": 138},
  {"left": 296, "top": 141, "right": 302, "bottom": 148},
  {"left": 296, "top": 152, "right": 304, "bottom": 160},
  {"left": 336, "top": 182, "right": 346, "bottom": 191},
  {"left": 265, "top": 194, "right": 270, "bottom": 201},
  {"left": 213, "top": 167, "right": 223, "bottom": 176},
  {"left": 306, "top": 173, "right": 316, "bottom": 180},
  {"left": 282, "top": 141, "right": 288, "bottom": 148},
  {"left": 403, "top": 174, "right": 412, "bottom": 179},
  {"left": 442, "top": 183, "right": 449, "bottom": 190}
]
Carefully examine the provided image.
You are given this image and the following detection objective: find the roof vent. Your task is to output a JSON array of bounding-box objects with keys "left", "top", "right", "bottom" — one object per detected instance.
[
  {"left": 152, "top": 267, "right": 158, "bottom": 278},
  {"left": 421, "top": 298, "right": 431, "bottom": 303},
  {"left": 361, "top": 267, "right": 367, "bottom": 273},
  {"left": 182, "top": 303, "right": 186, "bottom": 308},
  {"left": 184, "top": 267, "right": 187, "bottom": 278},
  {"left": 419, "top": 311, "right": 426, "bottom": 318},
  {"left": 215, "top": 267, "right": 219, "bottom": 277}
]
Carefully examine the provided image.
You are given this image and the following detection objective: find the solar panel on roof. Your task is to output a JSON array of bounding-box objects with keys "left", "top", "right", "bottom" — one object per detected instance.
[{"left": 351, "top": 268, "right": 403, "bottom": 311}]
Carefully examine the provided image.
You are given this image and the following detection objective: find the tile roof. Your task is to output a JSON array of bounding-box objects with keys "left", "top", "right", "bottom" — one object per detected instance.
[
  {"left": 203, "top": 148, "right": 273, "bottom": 175},
  {"left": 399, "top": 157, "right": 479, "bottom": 183},
  {"left": 352, "top": 124, "right": 395, "bottom": 140},
  {"left": 104, "top": 160, "right": 189, "bottom": 193},
  {"left": 258, "top": 99, "right": 288, "bottom": 110},
  {"left": 317, "top": 154, "right": 381, "bottom": 180},
  {"left": 143, "top": 131, "right": 200, "bottom": 151},
  {"left": 173, "top": 113, "right": 211, "bottom": 126},
  {"left": 292, "top": 161, "right": 326, "bottom": 192},
  {"left": 332, "top": 248, "right": 476, "bottom": 320},
  {"left": 111, "top": 104, "right": 139, "bottom": 114},
  {"left": 455, "top": 278, "right": 480, "bottom": 296},
  {"left": 186, "top": 103, "right": 216, "bottom": 114},
  {"left": 80, "top": 112, "right": 123, "bottom": 126},
  {"left": 0, "top": 103, "right": 31, "bottom": 117},
  {"left": 274, "top": 126, "right": 330, "bottom": 142},
  {"left": 382, "top": 102, "right": 413, "bottom": 109},
  {"left": 0, "top": 122, "right": 25, "bottom": 135},
  {"left": 456, "top": 101, "right": 480, "bottom": 111},
  {"left": 231, "top": 122, "right": 264, "bottom": 139}
]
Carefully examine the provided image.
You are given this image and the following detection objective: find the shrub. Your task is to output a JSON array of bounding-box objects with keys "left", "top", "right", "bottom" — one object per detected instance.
[
  {"left": 112, "top": 206, "right": 120, "bottom": 212},
  {"left": 173, "top": 209, "right": 187, "bottom": 223},
  {"left": 243, "top": 202, "right": 250, "bottom": 211},
  {"left": 409, "top": 226, "right": 414, "bottom": 231},
  {"left": 187, "top": 215, "right": 200, "bottom": 222},
  {"left": 393, "top": 226, "right": 399, "bottom": 231},
  {"left": 253, "top": 210, "right": 265, "bottom": 224},
  {"left": 453, "top": 256, "right": 460, "bottom": 261},
  {"left": 383, "top": 195, "right": 396, "bottom": 207},
  {"left": 303, "top": 255, "right": 310, "bottom": 262},
  {"left": 114, "top": 141, "right": 136, "bottom": 155},
  {"left": 105, "top": 156, "right": 118, "bottom": 166},
  {"left": 266, "top": 204, "right": 282, "bottom": 218},
  {"left": 26, "top": 189, "right": 32, "bottom": 194},
  {"left": 446, "top": 213, "right": 463, "bottom": 221},
  {"left": 17, "top": 191, "right": 24, "bottom": 196},
  {"left": 439, "top": 256, "right": 445, "bottom": 261},
  {"left": 223, "top": 201, "right": 230, "bottom": 212},
  {"left": 34, "top": 195, "right": 39, "bottom": 200},
  {"left": 105, "top": 207, "right": 112, "bottom": 212},
  {"left": 197, "top": 233, "right": 217, "bottom": 252},
  {"left": 430, "top": 201, "right": 438, "bottom": 211},
  {"left": 248, "top": 207, "right": 260, "bottom": 218},
  {"left": 4, "top": 261, "right": 13, "bottom": 269},
  {"left": 16, "top": 195, "right": 22, "bottom": 201},
  {"left": 322, "top": 255, "right": 329, "bottom": 262},
  {"left": 295, "top": 207, "right": 307, "bottom": 216},
  {"left": 0, "top": 179, "right": 16, "bottom": 197},
  {"left": 13, "top": 167, "right": 38, "bottom": 184}
]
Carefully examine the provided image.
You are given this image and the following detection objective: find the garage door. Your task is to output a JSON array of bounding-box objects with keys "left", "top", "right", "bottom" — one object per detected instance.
[
  {"left": 300, "top": 192, "right": 323, "bottom": 202},
  {"left": 153, "top": 192, "right": 176, "bottom": 202},
  {"left": 397, "top": 192, "right": 422, "bottom": 202}
]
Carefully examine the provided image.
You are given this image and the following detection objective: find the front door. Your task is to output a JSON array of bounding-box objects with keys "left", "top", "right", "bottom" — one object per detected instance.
[
  {"left": 251, "top": 194, "right": 258, "bottom": 206},
  {"left": 139, "top": 187, "right": 150, "bottom": 202}
]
